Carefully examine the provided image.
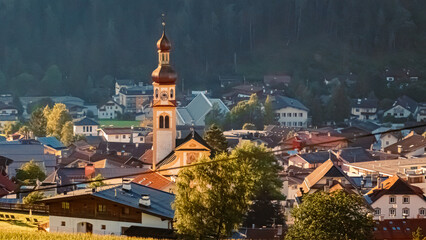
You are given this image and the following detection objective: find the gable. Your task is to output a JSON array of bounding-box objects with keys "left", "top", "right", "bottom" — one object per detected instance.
[{"left": 175, "top": 138, "right": 210, "bottom": 152}]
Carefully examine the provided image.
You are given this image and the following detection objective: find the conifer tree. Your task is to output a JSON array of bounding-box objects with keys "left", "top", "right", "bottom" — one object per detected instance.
[
  {"left": 264, "top": 95, "right": 275, "bottom": 125},
  {"left": 204, "top": 124, "right": 228, "bottom": 153}
]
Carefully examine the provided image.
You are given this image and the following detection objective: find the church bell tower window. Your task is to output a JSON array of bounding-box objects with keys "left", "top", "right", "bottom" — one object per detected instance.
[
  {"left": 170, "top": 89, "right": 174, "bottom": 99},
  {"left": 159, "top": 116, "right": 164, "bottom": 128},
  {"left": 155, "top": 89, "right": 159, "bottom": 99},
  {"left": 165, "top": 115, "right": 170, "bottom": 128}
]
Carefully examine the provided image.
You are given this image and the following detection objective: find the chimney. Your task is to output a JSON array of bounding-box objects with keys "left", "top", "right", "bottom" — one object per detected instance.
[
  {"left": 377, "top": 176, "right": 382, "bottom": 189},
  {"left": 397, "top": 145, "right": 403, "bottom": 154},
  {"left": 85, "top": 164, "right": 95, "bottom": 179},
  {"left": 277, "top": 225, "right": 283, "bottom": 236},
  {"left": 123, "top": 181, "right": 132, "bottom": 191},
  {"left": 139, "top": 194, "right": 151, "bottom": 207}
]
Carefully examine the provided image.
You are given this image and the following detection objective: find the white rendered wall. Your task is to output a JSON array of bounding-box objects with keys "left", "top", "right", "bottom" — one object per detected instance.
[
  {"left": 371, "top": 194, "right": 426, "bottom": 220},
  {"left": 275, "top": 107, "right": 308, "bottom": 128}
]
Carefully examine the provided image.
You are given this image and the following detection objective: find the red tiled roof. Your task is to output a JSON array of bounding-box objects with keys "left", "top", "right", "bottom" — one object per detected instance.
[
  {"left": 132, "top": 170, "right": 174, "bottom": 191},
  {"left": 374, "top": 219, "right": 426, "bottom": 240},
  {"left": 366, "top": 175, "right": 425, "bottom": 203},
  {"left": 0, "top": 174, "right": 15, "bottom": 197},
  {"left": 139, "top": 149, "right": 153, "bottom": 165}
]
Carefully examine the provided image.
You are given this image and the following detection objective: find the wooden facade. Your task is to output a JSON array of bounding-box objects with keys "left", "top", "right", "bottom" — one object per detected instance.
[{"left": 45, "top": 195, "right": 142, "bottom": 223}]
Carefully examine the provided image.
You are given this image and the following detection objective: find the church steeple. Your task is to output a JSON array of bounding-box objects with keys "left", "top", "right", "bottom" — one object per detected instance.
[{"left": 151, "top": 15, "right": 177, "bottom": 170}]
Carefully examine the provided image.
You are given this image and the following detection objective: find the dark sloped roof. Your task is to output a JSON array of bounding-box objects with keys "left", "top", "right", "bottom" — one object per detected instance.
[
  {"left": 384, "top": 134, "right": 426, "bottom": 155},
  {"left": 350, "top": 98, "right": 378, "bottom": 109},
  {"left": 176, "top": 130, "right": 211, "bottom": 150},
  {"left": 73, "top": 117, "right": 99, "bottom": 126},
  {"left": 116, "top": 79, "right": 134, "bottom": 86},
  {"left": 335, "top": 147, "right": 374, "bottom": 163},
  {"left": 272, "top": 95, "right": 309, "bottom": 111},
  {"left": 296, "top": 151, "right": 330, "bottom": 164},
  {"left": 394, "top": 95, "right": 418, "bottom": 113},
  {"left": 37, "top": 137, "right": 66, "bottom": 150}
]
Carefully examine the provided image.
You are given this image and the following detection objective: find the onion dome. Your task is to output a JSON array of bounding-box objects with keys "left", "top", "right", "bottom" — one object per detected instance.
[
  {"left": 157, "top": 31, "right": 171, "bottom": 52},
  {"left": 152, "top": 65, "right": 177, "bottom": 84}
]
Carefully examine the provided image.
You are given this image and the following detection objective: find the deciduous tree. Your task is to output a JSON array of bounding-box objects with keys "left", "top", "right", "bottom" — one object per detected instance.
[
  {"left": 264, "top": 95, "right": 275, "bottom": 125},
  {"left": 15, "top": 160, "right": 46, "bottom": 186},
  {"left": 285, "top": 191, "right": 374, "bottom": 240},
  {"left": 23, "top": 191, "right": 45, "bottom": 205},
  {"left": 60, "top": 121, "right": 74, "bottom": 146},
  {"left": 44, "top": 103, "right": 72, "bottom": 139}
]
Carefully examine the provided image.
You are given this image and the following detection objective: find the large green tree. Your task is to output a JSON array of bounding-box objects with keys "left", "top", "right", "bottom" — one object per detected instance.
[
  {"left": 15, "top": 160, "right": 46, "bottom": 186},
  {"left": 264, "top": 95, "right": 275, "bottom": 125},
  {"left": 44, "top": 103, "right": 72, "bottom": 139},
  {"left": 285, "top": 191, "right": 374, "bottom": 240},
  {"left": 29, "top": 108, "right": 47, "bottom": 137},
  {"left": 205, "top": 102, "right": 225, "bottom": 128},
  {"left": 204, "top": 124, "right": 228, "bottom": 154},
  {"left": 41, "top": 65, "right": 63, "bottom": 95},
  {"left": 327, "top": 83, "right": 350, "bottom": 123},
  {"left": 60, "top": 121, "right": 74, "bottom": 146},
  {"left": 23, "top": 191, "right": 45, "bottom": 205},
  {"left": 174, "top": 142, "right": 282, "bottom": 239}
]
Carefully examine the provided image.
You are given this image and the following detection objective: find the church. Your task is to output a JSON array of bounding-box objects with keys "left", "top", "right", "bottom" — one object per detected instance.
[{"left": 150, "top": 22, "right": 211, "bottom": 176}]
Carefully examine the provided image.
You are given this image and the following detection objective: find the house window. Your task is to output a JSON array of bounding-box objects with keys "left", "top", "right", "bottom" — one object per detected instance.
[
  {"left": 402, "top": 208, "right": 410, "bottom": 217},
  {"left": 298, "top": 122, "right": 302, "bottom": 126},
  {"left": 287, "top": 122, "right": 291, "bottom": 126},
  {"left": 293, "top": 122, "right": 297, "bottom": 126},
  {"left": 389, "top": 208, "right": 396, "bottom": 217},
  {"left": 299, "top": 113, "right": 303, "bottom": 117},
  {"left": 155, "top": 89, "right": 159, "bottom": 99},
  {"left": 287, "top": 113, "right": 291, "bottom": 117},
  {"left": 400, "top": 113, "right": 403, "bottom": 116},
  {"left": 123, "top": 135, "right": 126, "bottom": 139},
  {"left": 115, "top": 135, "right": 119, "bottom": 139},
  {"left": 282, "top": 122, "right": 286, "bottom": 126},
  {"left": 389, "top": 196, "right": 396, "bottom": 204},
  {"left": 62, "top": 202, "right": 70, "bottom": 209},
  {"left": 293, "top": 113, "right": 297, "bottom": 117},
  {"left": 419, "top": 208, "right": 426, "bottom": 216},
  {"left": 159, "top": 116, "right": 164, "bottom": 128},
  {"left": 98, "top": 204, "right": 107, "bottom": 212},
  {"left": 101, "top": 225, "right": 106, "bottom": 230},
  {"left": 83, "top": 126, "right": 86, "bottom": 132},
  {"left": 90, "top": 126, "right": 92, "bottom": 132},
  {"left": 281, "top": 113, "right": 285, "bottom": 117},
  {"left": 61, "top": 221, "right": 66, "bottom": 226},
  {"left": 122, "top": 207, "right": 130, "bottom": 215},
  {"left": 165, "top": 116, "right": 170, "bottom": 128},
  {"left": 355, "top": 108, "right": 359, "bottom": 112},
  {"left": 374, "top": 208, "right": 381, "bottom": 215},
  {"left": 403, "top": 196, "right": 410, "bottom": 204},
  {"left": 386, "top": 141, "right": 389, "bottom": 145}
]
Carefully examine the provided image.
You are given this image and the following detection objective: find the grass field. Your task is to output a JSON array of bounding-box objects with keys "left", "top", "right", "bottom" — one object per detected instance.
[{"left": 98, "top": 120, "right": 140, "bottom": 128}]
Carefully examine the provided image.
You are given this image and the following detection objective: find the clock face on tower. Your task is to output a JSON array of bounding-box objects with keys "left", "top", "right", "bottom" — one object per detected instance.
[{"left": 160, "top": 91, "right": 169, "bottom": 101}]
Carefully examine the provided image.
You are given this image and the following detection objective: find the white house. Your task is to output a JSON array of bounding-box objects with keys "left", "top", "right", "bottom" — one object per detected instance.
[
  {"left": 73, "top": 117, "right": 99, "bottom": 136},
  {"left": 350, "top": 98, "right": 378, "bottom": 121},
  {"left": 0, "top": 104, "right": 18, "bottom": 116},
  {"left": 176, "top": 92, "right": 229, "bottom": 126},
  {"left": 115, "top": 79, "right": 135, "bottom": 95},
  {"left": 98, "top": 127, "right": 146, "bottom": 143},
  {"left": 365, "top": 175, "right": 426, "bottom": 220},
  {"left": 272, "top": 95, "right": 309, "bottom": 128},
  {"left": 98, "top": 100, "right": 124, "bottom": 119},
  {"left": 384, "top": 95, "right": 418, "bottom": 119},
  {"left": 380, "top": 132, "right": 401, "bottom": 150},
  {"left": 40, "top": 182, "right": 174, "bottom": 236},
  {"left": 415, "top": 103, "right": 426, "bottom": 122}
]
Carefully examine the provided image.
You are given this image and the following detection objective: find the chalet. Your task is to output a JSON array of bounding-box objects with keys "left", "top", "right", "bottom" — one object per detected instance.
[
  {"left": 98, "top": 100, "right": 124, "bottom": 119},
  {"left": 40, "top": 182, "right": 174, "bottom": 236},
  {"left": 232, "top": 84, "right": 263, "bottom": 98},
  {"left": 176, "top": 92, "right": 229, "bottom": 126},
  {"left": 384, "top": 132, "right": 426, "bottom": 157},
  {"left": 296, "top": 159, "right": 359, "bottom": 201},
  {"left": 271, "top": 95, "right": 309, "bottom": 128},
  {"left": 350, "top": 98, "right": 378, "bottom": 121},
  {"left": 384, "top": 96, "right": 418, "bottom": 119},
  {"left": 0, "top": 93, "right": 13, "bottom": 105},
  {"left": 365, "top": 175, "right": 426, "bottom": 220},
  {"left": 73, "top": 117, "right": 99, "bottom": 136}
]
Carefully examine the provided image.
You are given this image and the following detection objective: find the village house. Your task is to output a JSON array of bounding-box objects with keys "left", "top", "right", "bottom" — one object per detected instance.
[
  {"left": 176, "top": 92, "right": 229, "bottom": 127},
  {"left": 384, "top": 95, "right": 418, "bottom": 119},
  {"left": 0, "top": 93, "right": 13, "bottom": 105},
  {"left": 98, "top": 127, "right": 147, "bottom": 143},
  {"left": 73, "top": 117, "right": 99, "bottom": 136},
  {"left": 281, "top": 130, "right": 348, "bottom": 153},
  {"left": 380, "top": 132, "right": 402, "bottom": 150},
  {"left": 263, "top": 74, "right": 291, "bottom": 88},
  {"left": 40, "top": 182, "right": 174, "bottom": 236},
  {"left": 98, "top": 100, "right": 124, "bottom": 119},
  {"left": 295, "top": 159, "right": 360, "bottom": 202},
  {"left": 0, "top": 103, "right": 18, "bottom": 116},
  {"left": 272, "top": 95, "right": 309, "bottom": 128},
  {"left": 115, "top": 79, "right": 135, "bottom": 95},
  {"left": 373, "top": 219, "right": 426, "bottom": 240},
  {"left": 384, "top": 132, "right": 426, "bottom": 158},
  {"left": 415, "top": 102, "right": 426, "bottom": 122},
  {"left": 350, "top": 98, "right": 378, "bottom": 121},
  {"left": 118, "top": 85, "right": 152, "bottom": 114},
  {"left": 132, "top": 170, "right": 175, "bottom": 193},
  {"left": 365, "top": 175, "right": 426, "bottom": 220}
]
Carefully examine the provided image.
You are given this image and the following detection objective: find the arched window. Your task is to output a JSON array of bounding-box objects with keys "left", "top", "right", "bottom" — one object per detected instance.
[
  {"left": 165, "top": 115, "right": 170, "bottom": 128},
  {"left": 170, "top": 89, "right": 174, "bottom": 99},
  {"left": 159, "top": 116, "right": 164, "bottom": 128},
  {"left": 155, "top": 89, "right": 159, "bottom": 99}
]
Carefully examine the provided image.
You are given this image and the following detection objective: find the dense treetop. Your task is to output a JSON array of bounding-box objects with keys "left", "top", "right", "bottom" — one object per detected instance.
[{"left": 0, "top": 0, "right": 425, "bottom": 104}]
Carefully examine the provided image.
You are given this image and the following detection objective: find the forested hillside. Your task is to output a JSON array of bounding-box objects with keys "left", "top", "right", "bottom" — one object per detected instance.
[{"left": 0, "top": 0, "right": 425, "bottom": 104}]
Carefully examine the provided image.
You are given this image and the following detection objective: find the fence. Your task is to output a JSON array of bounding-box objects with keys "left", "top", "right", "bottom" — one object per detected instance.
[{"left": 0, "top": 202, "right": 49, "bottom": 214}]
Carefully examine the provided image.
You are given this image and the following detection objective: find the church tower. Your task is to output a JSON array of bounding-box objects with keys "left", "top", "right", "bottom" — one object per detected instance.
[{"left": 151, "top": 19, "right": 177, "bottom": 170}]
